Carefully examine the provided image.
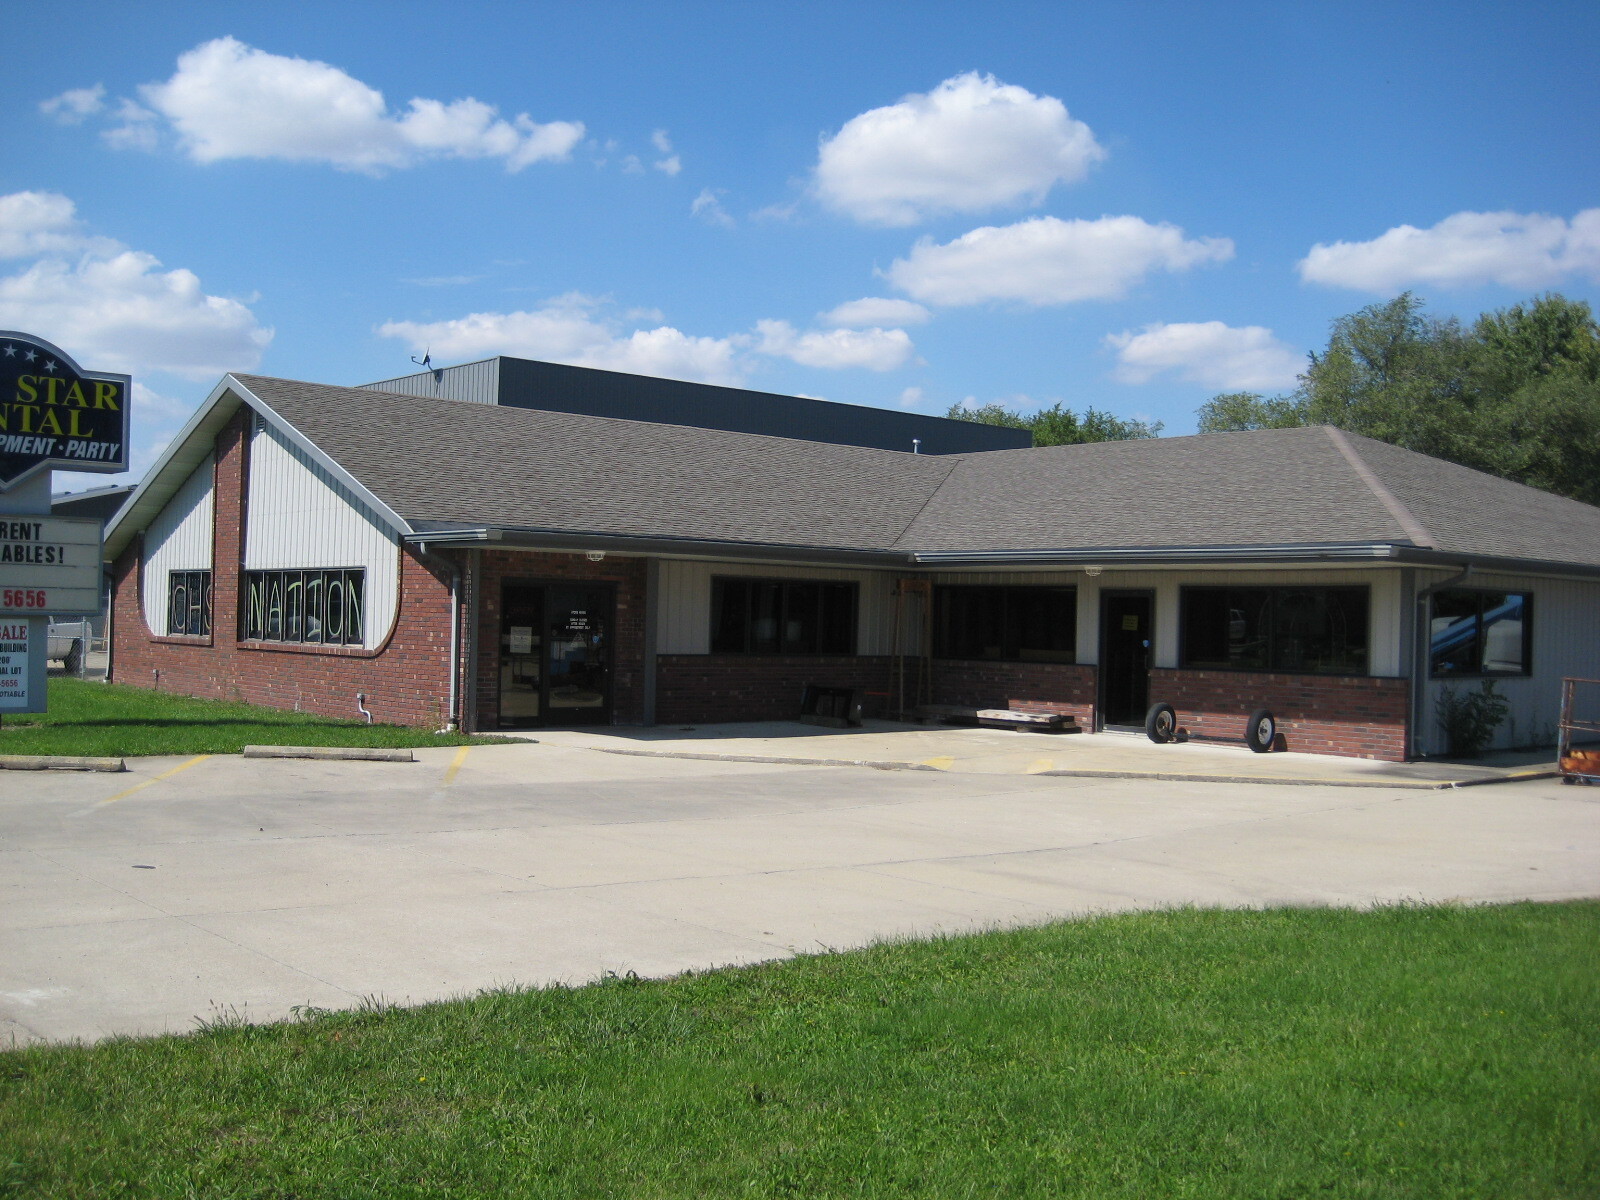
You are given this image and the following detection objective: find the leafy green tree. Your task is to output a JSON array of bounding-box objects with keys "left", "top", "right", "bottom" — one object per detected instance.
[
  {"left": 946, "top": 401, "right": 1031, "bottom": 431},
  {"left": 1195, "top": 391, "right": 1304, "bottom": 432},
  {"left": 1195, "top": 292, "right": 1600, "bottom": 505},
  {"left": 946, "top": 400, "right": 1161, "bottom": 446}
]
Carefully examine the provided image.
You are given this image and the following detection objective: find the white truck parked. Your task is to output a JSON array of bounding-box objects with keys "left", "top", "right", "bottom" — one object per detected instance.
[{"left": 47, "top": 619, "right": 89, "bottom": 674}]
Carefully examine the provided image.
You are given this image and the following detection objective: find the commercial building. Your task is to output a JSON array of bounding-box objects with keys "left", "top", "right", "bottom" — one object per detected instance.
[{"left": 104, "top": 360, "right": 1600, "bottom": 760}]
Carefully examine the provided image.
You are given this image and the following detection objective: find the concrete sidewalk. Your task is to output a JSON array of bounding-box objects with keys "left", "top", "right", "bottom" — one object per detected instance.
[
  {"left": 534, "top": 719, "right": 1557, "bottom": 789},
  {"left": 3, "top": 739, "right": 1594, "bottom": 1045}
]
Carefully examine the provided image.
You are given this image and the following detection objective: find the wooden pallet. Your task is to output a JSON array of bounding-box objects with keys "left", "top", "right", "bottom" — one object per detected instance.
[
  {"left": 913, "top": 704, "right": 1077, "bottom": 733},
  {"left": 975, "top": 708, "right": 1079, "bottom": 733}
]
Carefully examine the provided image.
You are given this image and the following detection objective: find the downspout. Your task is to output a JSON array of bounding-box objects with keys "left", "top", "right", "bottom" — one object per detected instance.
[
  {"left": 463, "top": 549, "right": 481, "bottom": 733},
  {"left": 445, "top": 555, "right": 461, "bottom": 732},
  {"left": 1410, "top": 564, "right": 1472, "bottom": 758}
]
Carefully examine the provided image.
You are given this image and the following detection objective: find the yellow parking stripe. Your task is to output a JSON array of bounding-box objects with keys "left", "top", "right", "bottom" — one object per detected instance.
[
  {"left": 1024, "top": 758, "right": 1056, "bottom": 774},
  {"left": 442, "top": 744, "right": 471, "bottom": 785},
  {"left": 99, "top": 755, "right": 211, "bottom": 805},
  {"left": 920, "top": 755, "right": 955, "bottom": 771}
]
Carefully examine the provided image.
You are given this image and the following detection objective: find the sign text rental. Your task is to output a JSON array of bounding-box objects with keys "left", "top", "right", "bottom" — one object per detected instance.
[{"left": 0, "top": 331, "right": 131, "bottom": 489}]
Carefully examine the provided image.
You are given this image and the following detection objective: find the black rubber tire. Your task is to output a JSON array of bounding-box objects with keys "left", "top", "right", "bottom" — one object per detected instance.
[
  {"left": 62, "top": 639, "right": 84, "bottom": 674},
  {"left": 1245, "top": 708, "right": 1276, "bottom": 753},
  {"left": 1145, "top": 702, "right": 1177, "bottom": 744}
]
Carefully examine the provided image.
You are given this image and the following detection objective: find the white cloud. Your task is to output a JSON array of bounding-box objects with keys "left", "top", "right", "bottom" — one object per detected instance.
[
  {"left": 378, "top": 295, "right": 745, "bottom": 385},
  {"left": 131, "top": 380, "right": 198, "bottom": 422},
  {"left": 379, "top": 295, "right": 917, "bottom": 384},
  {"left": 0, "top": 191, "right": 108, "bottom": 258},
  {"left": 886, "top": 215, "right": 1234, "bottom": 306},
  {"left": 820, "top": 297, "right": 931, "bottom": 327},
  {"left": 0, "top": 191, "right": 271, "bottom": 378},
  {"left": 754, "top": 320, "right": 914, "bottom": 371},
  {"left": 103, "top": 99, "right": 159, "bottom": 150},
  {"left": 40, "top": 84, "right": 105, "bottom": 124},
  {"left": 897, "top": 386, "right": 925, "bottom": 408},
  {"left": 131, "top": 37, "right": 583, "bottom": 172},
  {"left": 650, "top": 129, "right": 681, "bottom": 175},
  {"left": 815, "top": 72, "right": 1104, "bottom": 226},
  {"left": 1105, "top": 321, "right": 1303, "bottom": 390},
  {"left": 0, "top": 191, "right": 271, "bottom": 489},
  {"left": 0, "top": 251, "right": 272, "bottom": 379},
  {"left": 691, "top": 188, "right": 735, "bottom": 227},
  {"left": 1299, "top": 209, "right": 1600, "bottom": 292}
]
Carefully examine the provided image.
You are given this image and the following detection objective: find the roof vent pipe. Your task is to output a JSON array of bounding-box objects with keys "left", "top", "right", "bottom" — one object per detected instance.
[{"left": 912, "top": 438, "right": 921, "bottom": 455}]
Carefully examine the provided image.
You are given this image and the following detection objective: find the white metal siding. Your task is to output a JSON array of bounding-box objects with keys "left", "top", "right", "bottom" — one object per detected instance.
[
  {"left": 356, "top": 359, "right": 499, "bottom": 404},
  {"left": 141, "top": 455, "right": 215, "bottom": 634},
  {"left": 1415, "top": 570, "right": 1600, "bottom": 755},
  {"left": 655, "top": 560, "right": 900, "bottom": 654},
  {"left": 244, "top": 421, "right": 402, "bottom": 647}
]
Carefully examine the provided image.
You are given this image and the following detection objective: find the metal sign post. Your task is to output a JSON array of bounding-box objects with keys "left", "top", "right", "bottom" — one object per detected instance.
[{"left": 0, "top": 331, "right": 131, "bottom": 715}]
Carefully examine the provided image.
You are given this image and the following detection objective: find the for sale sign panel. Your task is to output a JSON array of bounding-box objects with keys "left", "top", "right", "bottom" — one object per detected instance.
[
  {"left": 0, "top": 331, "right": 130, "bottom": 490},
  {"left": 0, "top": 619, "right": 43, "bottom": 713}
]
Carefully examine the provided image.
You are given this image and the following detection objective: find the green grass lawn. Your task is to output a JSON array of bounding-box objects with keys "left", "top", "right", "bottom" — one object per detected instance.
[
  {"left": 0, "top": 678, "right": 503, "bottom": 757},
  {"left": 2, "top": 903, "right": 1595, "bottom": 1198}
]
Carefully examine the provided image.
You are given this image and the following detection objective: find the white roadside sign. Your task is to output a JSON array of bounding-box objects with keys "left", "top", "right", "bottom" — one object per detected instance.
[{"left": 0, "top": 515, "right": 102, "bottom": 616}]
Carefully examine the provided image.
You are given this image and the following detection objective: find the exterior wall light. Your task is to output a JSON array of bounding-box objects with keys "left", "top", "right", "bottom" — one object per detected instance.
[
  {"left": 1084, "top": 566, "right": 1103, "bottom": 577},
  {"left": 585, "top": 550, "right": 607, "bottom": 562}
]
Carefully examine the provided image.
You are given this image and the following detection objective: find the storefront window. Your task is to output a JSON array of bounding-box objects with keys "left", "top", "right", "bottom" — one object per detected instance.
[
  {"left": 932, "top": 586, "right": 1076, "bottom": 662},
  {"left": 1429, "top": 590, "right": 1530, "bottom": 677},
  {"left": 166, "top": 570, "right": 211, "bottom": 636},
  {"left": 711, "top": 578, "right": 856, "bottom": 655},
  {"left": 1180, "top": 586, "right": 1368, "bottom": 675},
  {"left": 243, "top": 568, "right": 365, "bottom": 646}
]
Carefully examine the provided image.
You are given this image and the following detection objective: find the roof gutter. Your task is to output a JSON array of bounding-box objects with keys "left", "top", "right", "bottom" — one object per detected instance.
[
  {"left": 911, "top": 543, "right": 1407, "bottom": 567},
  {"left": 400, "top": 526, "right": 911, "bottom": 568},
  {"left": 400, "top": 531, "right": 1600, "bottom": 580}
]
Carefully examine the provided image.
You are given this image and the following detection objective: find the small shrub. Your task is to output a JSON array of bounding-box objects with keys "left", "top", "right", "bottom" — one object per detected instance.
[{"left": 1437, "top": 679, "right": 1510, "bottom": 757}]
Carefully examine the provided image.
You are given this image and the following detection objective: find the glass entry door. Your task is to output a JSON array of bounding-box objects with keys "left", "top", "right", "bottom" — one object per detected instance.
[
  {"left": 498, "top": 582, "right": 613, "bottom": 727},
  {"left": 1099, "top": 590, "right": 1153, "bottom": 728}
]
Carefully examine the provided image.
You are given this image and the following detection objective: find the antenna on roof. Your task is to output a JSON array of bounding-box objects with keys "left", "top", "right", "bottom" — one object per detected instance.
[{"left": 410, "top": 349, "right": 432, "bottom": 369}]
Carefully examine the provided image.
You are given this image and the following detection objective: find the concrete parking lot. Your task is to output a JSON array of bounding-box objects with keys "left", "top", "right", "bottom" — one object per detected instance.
[{"left": 3, "top": 736, "right": 1596, "bottom": 1044}]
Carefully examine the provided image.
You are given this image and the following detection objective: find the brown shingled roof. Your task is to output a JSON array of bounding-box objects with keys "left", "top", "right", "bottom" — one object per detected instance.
[
  {"left": 232, "top": 375, "right": 1600, "bottom": 570},
  {"left": 236, "top": 375, "right": 956, "bottom": 553}
]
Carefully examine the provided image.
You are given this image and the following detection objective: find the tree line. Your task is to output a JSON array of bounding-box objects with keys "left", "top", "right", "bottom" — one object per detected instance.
[{"left": 948, "top": 292, "right": 1600, "bottom": 506}]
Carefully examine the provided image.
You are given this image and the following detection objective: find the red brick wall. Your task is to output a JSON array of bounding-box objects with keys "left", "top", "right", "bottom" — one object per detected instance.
[
  {"left": 108, "top": 409, "right": 461, "bottom": 729},
  {"left": 472, "top": 550, "right": 648, "bottom": 729},
  {"left": 1149, "top": 668, "right": 1409, "bottom": 760},
  {"left": 929, "top": 659, "right": 1097, "bottom": 728},
  {"left": 655, "top": 654, "right": 899, "bottom": 724}
]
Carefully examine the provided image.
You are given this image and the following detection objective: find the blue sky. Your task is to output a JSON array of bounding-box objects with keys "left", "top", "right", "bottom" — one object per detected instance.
[{"left": 6, "top": 1, "right": 1597, "bottom": 491}]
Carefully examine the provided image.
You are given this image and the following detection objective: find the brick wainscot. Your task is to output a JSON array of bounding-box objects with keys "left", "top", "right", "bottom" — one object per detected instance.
[
  {"left": 929, "top": 660, "right": 1097, "bottom": 730},
  {"left": 1148, "top": 668, "right": 1409, "bottom": 761}
]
